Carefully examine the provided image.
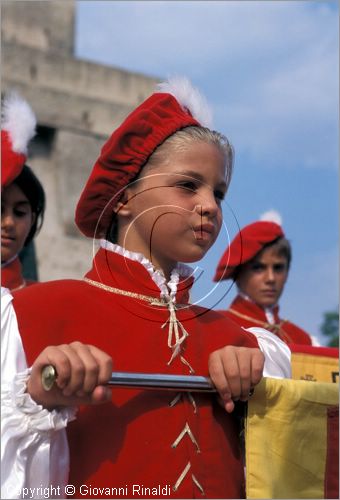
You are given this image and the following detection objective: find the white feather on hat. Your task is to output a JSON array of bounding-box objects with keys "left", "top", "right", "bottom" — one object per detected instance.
[
  {"left": 1, "top": 91, "right": 36, "bottom": 153},
  {"left": 157, "top": 76, "right": 213, "bottom": 128},
  {"left": 259, "top": 209, "right": 283, "bottom": 226}
]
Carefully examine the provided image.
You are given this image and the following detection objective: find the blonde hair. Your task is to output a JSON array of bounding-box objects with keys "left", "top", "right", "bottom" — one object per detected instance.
[{"left": 144, "top": 126, "right": 234, "bottom": 188}]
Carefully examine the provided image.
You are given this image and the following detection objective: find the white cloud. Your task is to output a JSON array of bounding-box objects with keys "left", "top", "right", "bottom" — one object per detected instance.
[{"left": 76, "top": 0, "right": 338, "bottom": 169}]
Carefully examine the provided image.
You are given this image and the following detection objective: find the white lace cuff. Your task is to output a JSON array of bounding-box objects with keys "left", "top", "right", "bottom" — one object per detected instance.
[
  {"left": 4, "top": 368, "right": 77, "bottom": 430},
  {"left": 1, "top": 369, "right": 76, "bottom": 499}
]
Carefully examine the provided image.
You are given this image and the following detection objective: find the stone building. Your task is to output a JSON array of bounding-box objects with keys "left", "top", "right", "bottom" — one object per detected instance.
[{"left": 1, "top": 0, "right": 158, "bottom": 281}]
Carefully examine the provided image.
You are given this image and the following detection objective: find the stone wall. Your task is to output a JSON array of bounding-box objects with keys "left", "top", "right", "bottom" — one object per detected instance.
[{"left": 1, "top": 0, "right": 158, "bottom": 281}]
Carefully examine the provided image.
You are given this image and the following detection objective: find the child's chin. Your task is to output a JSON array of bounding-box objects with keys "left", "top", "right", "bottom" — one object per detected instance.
[{"left": 184, "top": 247, "right": 212, "bottom": 263}]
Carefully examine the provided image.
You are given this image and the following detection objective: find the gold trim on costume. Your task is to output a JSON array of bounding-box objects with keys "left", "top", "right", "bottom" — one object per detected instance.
[
  {"left": 83, "top": 277, "right": 166, "bottom": 305},
  {"left": 83, "top": 276, "right": 195, "bottom": 370},
  {"left": 11, "top": 280, "right": 26, "bottom": 292},
  {"left": 228, "top": 307, "right": 292, "bottom": 343}
]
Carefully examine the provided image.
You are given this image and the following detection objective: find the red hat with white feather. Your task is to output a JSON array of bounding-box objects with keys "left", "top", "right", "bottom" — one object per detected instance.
[
  {"left": 1, "top": 91, "right": 37, "bottom": 189},
  {"left": 214, "top": 210, "right": 285, "bottom": 281},
  {"left": 75, "top": 76, "right": 213, "bottom": 238}
]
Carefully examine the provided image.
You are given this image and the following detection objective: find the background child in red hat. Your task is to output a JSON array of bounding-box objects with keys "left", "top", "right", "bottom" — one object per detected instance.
[
  {"left": 1, "top": 91, "right": 46, "bottom": 291},
  {"left": 1, "top": 92, "right": 74, "bottom": 499},
  {"left": 214, "top": 210, "right": 314, "bottom": 345},
  {"left": 3, "top": 78, "right": 290, "bottom": 498}
]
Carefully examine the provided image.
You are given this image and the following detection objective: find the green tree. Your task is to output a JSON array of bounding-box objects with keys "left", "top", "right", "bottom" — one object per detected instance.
[{"left": 320, "top": 310, "right": 339, "bottom": 347}]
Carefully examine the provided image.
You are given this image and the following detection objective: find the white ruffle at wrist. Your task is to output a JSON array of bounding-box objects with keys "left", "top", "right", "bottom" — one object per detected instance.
[
  {"left": 3, "top": 368, "right": 76, "bottom": 430},
  {"left": 1, "top": 369, "right": 76, "bottom": 499}
]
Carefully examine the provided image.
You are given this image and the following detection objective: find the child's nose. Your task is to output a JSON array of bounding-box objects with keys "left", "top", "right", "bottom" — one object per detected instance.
[
  {"left": 265, "top": 268, "right": 275, "bottom": 282},
  {"left": 1, "top": 211, "right": 15, "bottom": 229},
  {"left": 197, "top": 193, "right": 220, "bottom": 217}
]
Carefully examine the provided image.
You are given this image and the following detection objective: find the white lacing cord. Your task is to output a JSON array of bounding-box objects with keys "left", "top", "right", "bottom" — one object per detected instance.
[
  {"left": 172, "top": 461, "right": 205, "bottom": 495},
  {"left": 173, "top": 461, "right": 191, "bottom": 492},
  {"left": 171, "top": 422, "right": 200, "bottom": 453},
  {"left": 161, "top": 298, "right": 194, "bottom": 373}
]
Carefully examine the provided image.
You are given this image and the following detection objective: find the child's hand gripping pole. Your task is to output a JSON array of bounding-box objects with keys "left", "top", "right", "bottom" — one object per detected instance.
[{"left": 27, "top": 342, "right": 113, "bottom": 408}]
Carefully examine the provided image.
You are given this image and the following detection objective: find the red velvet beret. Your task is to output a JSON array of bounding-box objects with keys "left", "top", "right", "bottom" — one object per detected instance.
[
  {"left": 214, "top": 220, "right": 285, "bottom": 281},
  {"left": 1, "top": 92, "right": 36, "bottom": 189},
  {"left": 75, "top": 77, "right": 212, "bottom": 238}
]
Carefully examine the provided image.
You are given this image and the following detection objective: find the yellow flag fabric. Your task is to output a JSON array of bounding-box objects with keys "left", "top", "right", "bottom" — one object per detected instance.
[
  {"left": 291, "top": 352, "right": 339, "bottom": 383},
  {"left": 245, "top": 377, "right": 339, "bottom": 499}
]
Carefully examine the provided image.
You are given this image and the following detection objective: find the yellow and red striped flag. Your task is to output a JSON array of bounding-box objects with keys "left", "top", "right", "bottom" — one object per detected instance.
[
  {"left": 290, "top": 345, "right": 339, "bottom": 383},
  {"left": 245, "top": 377, "right": 339, "bottom": 499}
]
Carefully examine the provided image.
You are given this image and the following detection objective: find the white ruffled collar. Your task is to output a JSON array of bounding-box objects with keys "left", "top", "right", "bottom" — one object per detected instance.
[{"left": 100, "top": 239, "right": 193, "bottom": 302}]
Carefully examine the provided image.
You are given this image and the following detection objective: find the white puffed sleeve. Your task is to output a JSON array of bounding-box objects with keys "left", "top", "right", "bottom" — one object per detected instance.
[
  {"left": 311, "top": 335, "right": 321, "bottom": 347},
  {"left": 1, "top": 287, "right": 76, "bottom": 499},
  {"left": 1, "top": 287, "right": 27, "bottom": 379},
  {"left": 244, "top": 326, "right": 292, "bottom": 379}
]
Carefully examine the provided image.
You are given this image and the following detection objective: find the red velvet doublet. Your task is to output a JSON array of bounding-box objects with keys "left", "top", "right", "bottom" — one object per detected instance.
[
  {"left": 1, "top": 256, "right": 35, "bottom": 292},
  {"left": 14, "top": 248, "right": 259, "bottom": 498},
  {"left": 219, "top": 295, "right": 312, "bottom": 345}
]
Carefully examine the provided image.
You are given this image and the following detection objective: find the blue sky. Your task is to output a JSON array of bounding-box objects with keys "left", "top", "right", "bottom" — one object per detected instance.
[{"left": 75, "top": 0, "right": 338, "bottom": 344}]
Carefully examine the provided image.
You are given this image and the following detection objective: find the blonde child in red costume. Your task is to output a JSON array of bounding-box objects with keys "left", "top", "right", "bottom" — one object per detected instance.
[{"left": 4, "top": 78, "right": 290, "bottom": 499}]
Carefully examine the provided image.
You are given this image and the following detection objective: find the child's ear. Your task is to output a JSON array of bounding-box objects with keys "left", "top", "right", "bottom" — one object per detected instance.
[{"left": 113, "top": 188, "right": 133, "bottom": 217}]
